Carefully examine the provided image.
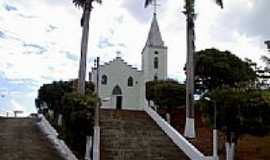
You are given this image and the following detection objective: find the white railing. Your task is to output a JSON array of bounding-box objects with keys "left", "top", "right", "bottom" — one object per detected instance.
[
  {"left": 92, "top": 126, "right": 100, "bottom": 160},
  {"left": 37, "top": 114, "right": 78, "bottom": 160},
  {"left": 144, "top": 105, "right": 213, "bottom": 160}
]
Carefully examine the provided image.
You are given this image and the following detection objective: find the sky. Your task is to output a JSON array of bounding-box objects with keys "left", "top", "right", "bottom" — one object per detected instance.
[{"left": 0, "top": 0, "right": 269, "bottom": 116}]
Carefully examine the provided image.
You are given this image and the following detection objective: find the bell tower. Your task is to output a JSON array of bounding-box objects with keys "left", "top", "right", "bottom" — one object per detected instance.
[{"left": 141, "top": 14, "right": 167, "bottom": 82}]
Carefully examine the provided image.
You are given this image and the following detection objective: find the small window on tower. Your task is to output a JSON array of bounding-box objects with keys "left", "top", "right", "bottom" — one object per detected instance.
[
  {"left": 154, "top": 74, "right": 158, "bottom": 81},
  {"left": 127, "top": 76, "right": 133, "bottom": 87},
  {"left": 154, "top": 57, "right": 158, "bottom": 69},
  {"left": 154, "top": 51, "right": 159, "bottom": 55},
  {"left": 101, "top": 75, "right": 107, "bottom": 85}
]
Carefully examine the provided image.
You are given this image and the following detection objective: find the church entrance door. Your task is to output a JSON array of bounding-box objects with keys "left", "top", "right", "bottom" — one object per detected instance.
[
  {"left": 116, "top": 96, "right": 122, "bottom": 110},
  {"left": 112, "top": 85, "right": 123, "bottom": 110}
]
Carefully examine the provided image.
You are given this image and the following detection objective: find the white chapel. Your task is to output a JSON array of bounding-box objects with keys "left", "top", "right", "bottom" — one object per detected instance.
[{"left": 90, "top": 14, "right": 167, "bottom": 110}]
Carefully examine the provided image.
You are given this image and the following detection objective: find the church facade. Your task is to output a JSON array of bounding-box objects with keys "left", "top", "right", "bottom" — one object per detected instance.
[{"left": 90, "top": 15, "right": 167, "bottom": 110}]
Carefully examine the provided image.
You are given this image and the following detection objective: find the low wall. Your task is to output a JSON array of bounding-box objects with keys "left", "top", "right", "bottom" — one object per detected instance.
[
  {"left": 37, "top": 114, "right": 78, "bottom": 160},
  {"left": 144, "top": 106, "right": 213, "bottom": 160}
]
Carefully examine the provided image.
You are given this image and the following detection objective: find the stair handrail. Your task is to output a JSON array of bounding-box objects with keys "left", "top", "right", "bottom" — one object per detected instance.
[
  {"left": 38, "top": 114, "right": 78, "bottom": 160},
  {"left": 144, "top": 105, "right": 212, "bottom": 160}
]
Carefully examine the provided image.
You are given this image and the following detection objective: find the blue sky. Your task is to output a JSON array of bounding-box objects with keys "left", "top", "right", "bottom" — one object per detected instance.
[{"left": 0, "top": 0, "right": 269, "bottom": 116}]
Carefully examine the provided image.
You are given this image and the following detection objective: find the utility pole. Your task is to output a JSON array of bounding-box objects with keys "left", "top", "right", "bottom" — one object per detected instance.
[
  {"left": 213, "top": 101, "right": 218, "bottom": 160},
  {"left": 205, "top": 97, "right": 218, "bottom": 160},
  {"left": 95, "top": 57, "right": 100, "bottom": 127},
  {"left": 93, "top": 57, "right": 100, "bottom": 160}
]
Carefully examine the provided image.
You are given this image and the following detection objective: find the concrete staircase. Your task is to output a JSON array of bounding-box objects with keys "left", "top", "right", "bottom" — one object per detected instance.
[
  {"left": 0, "top": 118, "right": 63, "bottom": 160},
  {"left": 100, "top": 109, "right": 189, "bottom": 160}
]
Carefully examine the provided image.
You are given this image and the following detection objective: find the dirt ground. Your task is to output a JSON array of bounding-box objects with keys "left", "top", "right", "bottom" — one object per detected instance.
[
  {"left": 0, "top": 117, "right": 63, "bottom": 160},
  {"left": 167, "top": 109, "right": 270, "bottom": 160},
  {"left": 189, "top": 126, "right": 270, "bottom": 160}
]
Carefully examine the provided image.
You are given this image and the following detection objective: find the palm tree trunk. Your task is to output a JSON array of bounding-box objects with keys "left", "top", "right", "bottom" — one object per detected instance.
[
  {"left": 184, "top": 4, "right": 196, "bottom": 138},
  {"left": 77, "top": 2, "right": 93, "bottom": 160},
  {"left": 78, "top": 1, "right": 92, "bottom": 95}
]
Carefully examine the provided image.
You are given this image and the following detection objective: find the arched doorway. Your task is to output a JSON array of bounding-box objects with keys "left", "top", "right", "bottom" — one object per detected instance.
[{"left": 112, "top": 85, "right": 122, "bottom": 110}]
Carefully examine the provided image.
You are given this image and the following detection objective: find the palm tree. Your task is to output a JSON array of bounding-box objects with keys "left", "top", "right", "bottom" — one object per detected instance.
[
  {"left": 145, "top": 0, "right": 223, "bottom": 138},
  {"left": 72, "top": 1, "right": 101, "bottom": 160},
  {"left": 73, "top": 0, "right": 102, "bottom": 95}
]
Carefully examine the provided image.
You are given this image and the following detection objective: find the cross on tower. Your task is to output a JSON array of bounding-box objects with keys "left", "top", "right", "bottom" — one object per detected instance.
[
  {"left": 152, "top": 0, "right": 160, "bottom": 16},
  {"left": 116, "top": 51, "right": 122, "bottom": 57}
]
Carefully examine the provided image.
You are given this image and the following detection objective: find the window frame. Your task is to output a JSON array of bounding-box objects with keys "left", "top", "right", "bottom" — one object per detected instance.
[
  {"left": 154, "top": 57, "right": 159, "bottom": 69},
  {"left": 127, "top": 76, "right": 134, "bottom": 87},
  {"left": 154, "top": 74, "right": 158, "bottom": 81},
  {"left": 101, "top": 75, "right": 107, "bottom": 85}
]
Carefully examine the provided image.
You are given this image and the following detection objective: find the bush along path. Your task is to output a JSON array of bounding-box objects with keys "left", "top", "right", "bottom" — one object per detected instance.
[{"left": 35, "top": 80, "right": 97, "bottom": 159}]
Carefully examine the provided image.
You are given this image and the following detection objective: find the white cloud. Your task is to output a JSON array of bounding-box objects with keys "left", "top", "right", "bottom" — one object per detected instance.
[
  {"left": 10, "top": 100, "right": 24, "bottom": 111},
  {"left": 0, "top": 0, "right": 268, "bottom": 113}
]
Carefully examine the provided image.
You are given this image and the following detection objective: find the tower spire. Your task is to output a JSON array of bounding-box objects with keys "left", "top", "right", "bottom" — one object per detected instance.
[
  {"left": 145, "top": 14, "right": 164, "bottom": 47},
  {"left": 144, "top": 0, "right": 164, "bottom": 47}
]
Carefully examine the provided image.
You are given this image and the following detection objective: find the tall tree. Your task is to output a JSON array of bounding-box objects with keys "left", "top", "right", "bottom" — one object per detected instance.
[
  {"left": 72, "top": 1, "right": 101, "bottom": 158},
  {"left": 146, "top": 80, "right": 186, "bottom": 123},
  {"left": 73, "top": 0, "right": 101, "bottom": 95},
  {"left": 258, "top": 41, "right": 270, "bottom": 88},
  {"left": 146, "top": 80, "right": 186, "bottom": 109},
  {"left": 183, "top": 0, "right": 223, "bottom": 138},
  {"left": 36, "top": 80, "right": 97, "bottom": 159},
  {"left": 194, "top": 48, "right": 257, "bottom": 93},
  {"left": 145, "top": 0, "right": 223, "bottom": 138},
  {"left": 261, "top": 40, "right": 270, "bottom": 67},
  {"left": 198, "top": 87, "right": 270, "bottom": 160}
]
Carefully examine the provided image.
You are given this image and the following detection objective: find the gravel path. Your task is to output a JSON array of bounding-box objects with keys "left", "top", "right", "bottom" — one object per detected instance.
[{"left": 0, "top": 118, "right": 63, "bottom": 160}]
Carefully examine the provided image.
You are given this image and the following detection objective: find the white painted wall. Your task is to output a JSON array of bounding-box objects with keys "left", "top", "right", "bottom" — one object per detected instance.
[
  {"left": 92, "top": 57, "right": 143, "bottom": 110},
  {"left": 90, "top": 16, "right": 168, "bottom": 110},
  {"left": 90, "top": 43, "right": 168, "bottom": 110},
  {"left": 142, "top": 45, "right": 167, "bottom": 82}
]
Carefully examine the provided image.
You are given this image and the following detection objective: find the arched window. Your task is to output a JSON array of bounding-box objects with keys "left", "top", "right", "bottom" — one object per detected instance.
[
  {"left": 154, "top": 51, "right": 159, "bottom": 55},
  {"left": 101, "top": 75, "right": 107, "bottom": 85},
  {"left": 112, "top": 85, "right": 122, "bottom": 95},
  {"left": 127, "top": 76, "right": 133, "bottom": 87},
  {"left": 154, "top": 57, "right": 158, "bottom": 69}
]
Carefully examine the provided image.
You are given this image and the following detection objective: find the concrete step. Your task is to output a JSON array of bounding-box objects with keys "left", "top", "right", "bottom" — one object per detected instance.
[
  {"left": 100, "top": 109, "right": 189, "bottom": 160},
  {"left": 0, "top": 118, "right": 63, "bottom": 160}
]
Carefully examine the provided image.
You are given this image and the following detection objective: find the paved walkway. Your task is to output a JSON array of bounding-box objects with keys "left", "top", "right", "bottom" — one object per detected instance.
[{"left": 0, "top": 118, "right": 63, "bottom": 160}]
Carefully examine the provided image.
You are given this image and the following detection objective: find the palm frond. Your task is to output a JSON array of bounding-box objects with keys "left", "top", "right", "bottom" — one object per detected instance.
[
  {"left": 144, "top": 0, "right": 153, "bottom": 8},
  {"left": 215, "top": 0, "right": 223, "bottom": 8},
  {"left": 184, "top": 0, "right": 195, "bottom": 14},
  {"left": 73, "top": 0, "right": 85, "bottom": 8},
  {"left": 72, "top": 0, "right": 101, "bottom": 8},
  {"left": 95, "top": 0, "right": 102, "bottom": 4}
]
